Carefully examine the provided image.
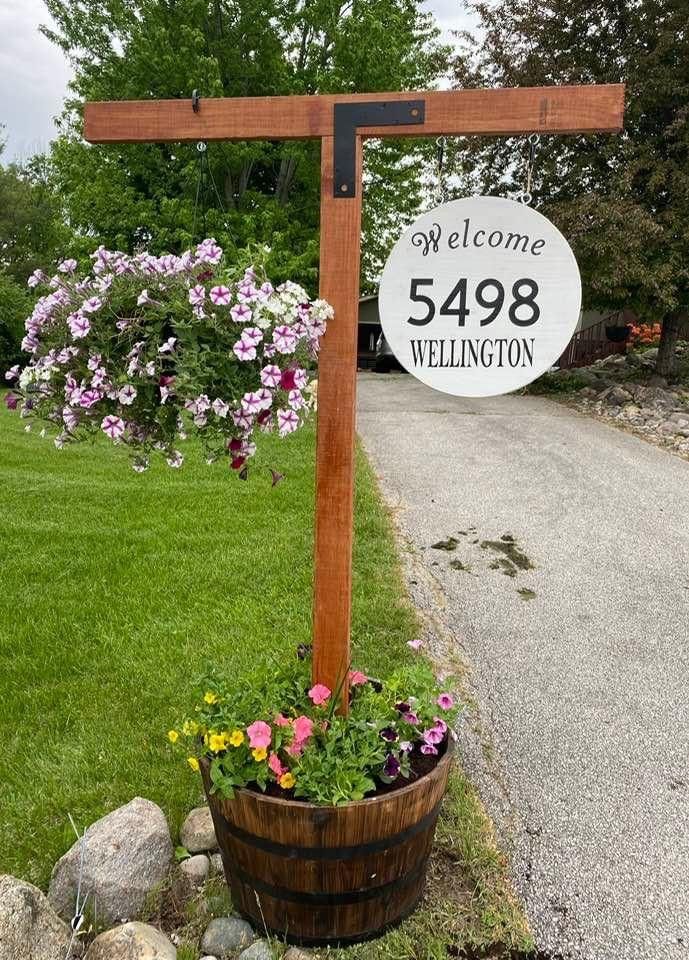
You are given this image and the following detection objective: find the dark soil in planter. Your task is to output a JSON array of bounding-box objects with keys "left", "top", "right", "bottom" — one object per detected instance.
[{"left": 247, "top": 736, "right": 449, "bottom": 802}]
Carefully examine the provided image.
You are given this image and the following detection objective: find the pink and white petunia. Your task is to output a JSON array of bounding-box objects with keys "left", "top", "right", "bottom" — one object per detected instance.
[
  {"left": 195, "top": 238, "right": 222, "bottom": 265},
  {"left": 287, "top": 389, "right": 305, "bottom": 410},
  {"left": 277, "top": 407, "right": 299, "bottom": 437},
  {"left": 63, "top": 407, "right": 79, "bottom": 431},
  {"left": 4, "top": 365, "right": 20, "bottom": 381},
  {"left": 137, "top": 289, "right": 159, "bottom": 306},
  {"left": 232, "top": 409, "right": 254, "bottom": 430},
  {"left": 188, "top": 284, "right": 205, "bottom": 306},
  {"left": 156, "top": 337, "right": 176, "bottom": 355},
  {"left": 79, "top": 389, "right": 101, "bottom": 408},
  {"left": 101, "top": 415, "right": 125, "bottom": 440},
  {"left": 260, "top": 364, "right": 282, "bottom": 388},
  {"left": 212, "top": 398, "right": 229, "bottom": 418},
  {"left": 241, "top": 391, "right": 263, "bottom": 415},
  {"left": 233, "top": 338, "right": 257, "bottom": 362},
  {"left": 87, "top": 353, "right": 103, "bottom": 371},
  {"left": 28, "top": 269, "right": 46, "bottom": 288},
  {"left": 118, "top": 384, "right": 137, "bottom": 405},
  {"left": 195, "top": 394, "right": 211, "bottom": 413},
  {"left": 230, "top": 302, "right": 252, "bottom": 324},
  {"left": 81, "top": 297, "right": 103, "bottom": 314},
  {"left": 273, "top": 325, "right": 298, "bottom": 354},
  {"left": 240, "top": 326, "right": 263, "bottom": 347},
  {"left": 255, "top": 388, "right": 273, "bottom": 411},
  {"left": 68, "top": 313, "right": 91, "bottom": 340},
  {"left": 58, "top": 258, "right": 78, "bottom": 274},
  {"left": 209, "top": 285, "right": 231, "bottom": 306},
  {"left": 166, "top": 450, "right": 184, "bottom": 468}
]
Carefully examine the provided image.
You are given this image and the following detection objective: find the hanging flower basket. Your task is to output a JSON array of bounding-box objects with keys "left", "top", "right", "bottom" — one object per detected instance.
[
  {"left": 171, "top": 654, "right": 458, "bottom": 945},
  {"left": 5, "top": 241, "right": 331, "bottom": 476}
]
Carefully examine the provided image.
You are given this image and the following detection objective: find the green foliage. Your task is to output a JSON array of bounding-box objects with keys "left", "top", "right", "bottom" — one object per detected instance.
[
  {"left": 450, "top": 0, "right": 689, "bottom": 371},
  {"left": 178, "top": 655, "right": 459, "bottom": 805},
  {"left": 0, "top": 272, "right": 29, "bottom": 372},
  {"left": 0, "top": 144, "right": 71, "bottom": 284},
  {"left": 526, "top": 371, "right": 591, "bottom": 395},
  {"left": 42, "top": 0, "right": 449, "bottom": 288}
]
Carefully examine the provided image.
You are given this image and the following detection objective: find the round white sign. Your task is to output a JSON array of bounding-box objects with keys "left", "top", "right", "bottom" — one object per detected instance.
[{"left": 378, "top": 196, "right": 582, "bottom": 397}]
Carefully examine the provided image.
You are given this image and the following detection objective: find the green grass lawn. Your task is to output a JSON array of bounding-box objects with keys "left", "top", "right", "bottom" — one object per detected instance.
[{"left": 0, "top": 399, "right": 531, "bottom": 957}]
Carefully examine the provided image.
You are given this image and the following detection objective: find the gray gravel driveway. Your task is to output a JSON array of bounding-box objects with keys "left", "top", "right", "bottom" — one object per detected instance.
[{"left": 357, "top": 372, "right": 689, "bottom": 960}]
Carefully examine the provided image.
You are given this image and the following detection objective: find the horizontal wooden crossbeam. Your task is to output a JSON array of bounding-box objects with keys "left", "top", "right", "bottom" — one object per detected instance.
[{"left": 83, "top": 85, "right": 625, "bottom": 144}]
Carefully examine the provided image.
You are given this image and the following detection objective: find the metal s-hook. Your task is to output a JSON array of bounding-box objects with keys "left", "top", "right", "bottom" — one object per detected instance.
[{"left": 519, "top": 133, "right": 540, "bottom": 205}]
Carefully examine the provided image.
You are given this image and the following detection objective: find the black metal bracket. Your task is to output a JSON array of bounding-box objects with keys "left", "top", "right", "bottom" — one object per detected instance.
[
  {"left": 192, "top": 89, "right": 200, "bottom": 113},
  {"left": 333, "top": 99, "right": 425, "bottom": 198}
]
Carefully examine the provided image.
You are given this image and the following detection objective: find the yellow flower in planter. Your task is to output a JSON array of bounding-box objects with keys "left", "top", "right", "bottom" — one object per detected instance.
[
  {"left": 229, "top": 729, "right": 244, "bottom": 747},
  {"left": 182, "top": 719, "right": 200, "bottom": 736},
  {"left": 167, "top": 730, "right": 179, "bottom": 744},
  {"left": 204, "top": 691, "right": 219, "bottom": 705},
  {"left": 252, "top": 747, "right": 267, "bottom": 762},
  {"left": 187, "top": 757, "right": 200, "bottom": 772},
  {"left": 279, "top": 772, "right": 295, "bottom": 789},
  {"left": 208, "top": 732, "right": 229, "bottom": 753}
]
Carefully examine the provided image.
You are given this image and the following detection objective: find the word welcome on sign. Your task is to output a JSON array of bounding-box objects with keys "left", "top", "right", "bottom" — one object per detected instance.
[{"left": 379, "top": 196, "right": 582, "bottom": 397}]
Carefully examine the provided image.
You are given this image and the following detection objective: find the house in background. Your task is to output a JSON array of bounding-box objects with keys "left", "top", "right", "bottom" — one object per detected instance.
[{"left": 358, "top": 295, "right": 382, "bottom": 369}]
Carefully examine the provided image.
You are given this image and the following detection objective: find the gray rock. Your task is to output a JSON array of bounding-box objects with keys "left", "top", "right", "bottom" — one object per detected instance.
[
  {"left": 600, "top": 385, "right": 632, "bottom": 405},
  {"left": 238, "top": 941, "right": 273, "bottom": 960},
  {"left": 179, "top": 854, "right": 209, "bottom": 886},
  {"left": 84, "top": 922, "right": 176, "bottom": 960},
  {"left": 283, "top": 949, "right": 315, "bottom": 960},
  {"left": 49, "top": 797, "right": 173, "bottom": 925},
  {"left": 209, "top": 853, "right": 224, "bottom": 877},
  {"left": 0, "top": 874, "right": 76, "bottom": 960},
  {"left": 179, "top": 807, "right": 218, "bottom": 853},
  {"left": 201, "top": 917, "right": 255, "bottom": 957}
]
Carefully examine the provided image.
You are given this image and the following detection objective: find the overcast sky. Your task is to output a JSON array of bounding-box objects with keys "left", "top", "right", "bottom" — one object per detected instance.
[{"left": 0, "top": 0, "right": 476, "bottom": 163}]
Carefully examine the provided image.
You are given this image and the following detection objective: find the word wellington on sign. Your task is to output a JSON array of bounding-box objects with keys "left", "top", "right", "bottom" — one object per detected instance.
[{"left": 379, "top": 196, "right": 582, "bottom": 397}]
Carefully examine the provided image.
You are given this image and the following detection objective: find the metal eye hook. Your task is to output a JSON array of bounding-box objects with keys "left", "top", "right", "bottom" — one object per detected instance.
[{"left": 197, "top": 141, "right": 207, "bottom": 153}]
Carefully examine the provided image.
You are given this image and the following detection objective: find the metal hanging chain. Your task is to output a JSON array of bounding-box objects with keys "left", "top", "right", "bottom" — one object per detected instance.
[
  {"left": 191, "top": 140, "right": 208, "bottom": 242},
  {"left": 519, "top": 133, "right": 540, "bottom": 205},
  {"left": 434, "top": 136, "right": 448, "bottom": 206}
]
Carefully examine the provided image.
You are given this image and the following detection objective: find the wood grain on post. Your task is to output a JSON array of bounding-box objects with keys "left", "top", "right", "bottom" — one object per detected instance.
[
  {"left": 312, "top": 135, "right": 363, "bottom": 712},
  {"left": 83, "top": 84, "right": 625, "bottom": 144}
]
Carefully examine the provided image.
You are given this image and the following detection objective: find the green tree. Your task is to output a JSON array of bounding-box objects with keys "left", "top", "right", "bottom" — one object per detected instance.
[
  {"left": 450, "top": 0, "right": 689, "bottom": 376},
  {"left": 0, "top": 271, "right": 30, "bottom": 374},
  {"left": 0, "top": 140, "right": 71, "bottom": 284},
  {"left": 0, "top": 136, "right": 72, "bottom": 370},
  {"left": 42, "top": 0, "right": 448, "bottom": 290}
]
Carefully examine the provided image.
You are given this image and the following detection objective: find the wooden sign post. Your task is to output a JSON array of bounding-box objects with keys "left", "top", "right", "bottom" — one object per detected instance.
[{"left": 84, "top": 84, "right": 624, "bottom": 710}]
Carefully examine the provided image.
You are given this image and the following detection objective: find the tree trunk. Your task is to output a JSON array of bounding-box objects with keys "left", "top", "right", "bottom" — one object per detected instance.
[{"left": 656, "top": 311, "right": 687, "bottom": 377}]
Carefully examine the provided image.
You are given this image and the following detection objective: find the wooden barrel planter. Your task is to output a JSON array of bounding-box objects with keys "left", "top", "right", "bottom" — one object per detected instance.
[{"left": 200, "top": 740, "right": 453, "bottom": 946}]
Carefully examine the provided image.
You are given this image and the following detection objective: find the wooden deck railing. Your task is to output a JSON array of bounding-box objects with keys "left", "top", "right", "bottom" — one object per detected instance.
[{"left": 556, "top": 312, "right": 629, "bottom": 369}]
